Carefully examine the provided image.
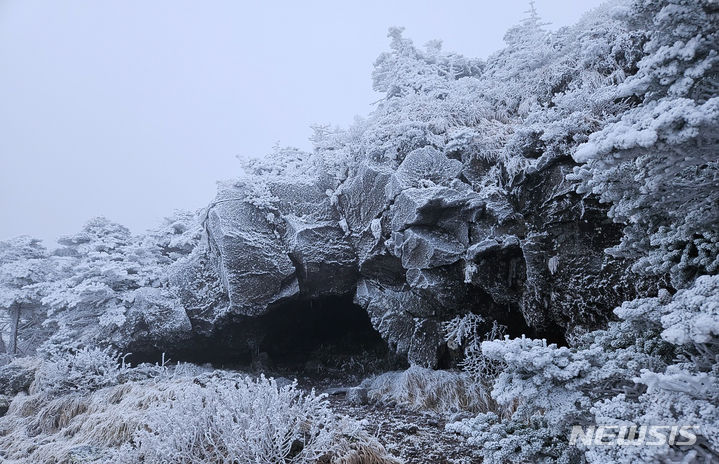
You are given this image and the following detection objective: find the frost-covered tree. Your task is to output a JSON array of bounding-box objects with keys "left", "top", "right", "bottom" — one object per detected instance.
[
  {"left": 42, "top": 218, "right": 138, "bottom": 347},
  {"left": 141, "top": 209, "right": 203, "bottom": 261},
  {"left": 437, "top": 2, "right": 719, "bottom": 460},
  {"left": 501, "top": 1, "right": 644, "bottom": 168},
  {"left": 569, "top": 0, "right": 719, "bottom": 286},
  {"left": 40, "top": 217, "right": 190, "bottom": 352},
  {"left": 480, "top": 0, "right": 555, "bottom": 113},
  {"left": 619, "top": 0, "right": 719, "bottom": 102},
  {"left": 0, "top": 236, "right": 56, "bottom": 356}
]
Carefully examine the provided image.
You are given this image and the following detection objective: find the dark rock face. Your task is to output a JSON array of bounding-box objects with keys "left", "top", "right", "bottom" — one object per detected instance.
[
  {"left": 0, "top": 363, "right": 35, "bottom": 396},
  {"left": 115, "top": 287, "right": 193, "bottom": 351},
  {"left": 169, "top": 153, "right": 649, "bottom": 368},
  {"left": 0, "top": 396, "right": 9, "bottom": 417},
  {"left": 509, "top": 159, "right": 648, "bottom": 338}
]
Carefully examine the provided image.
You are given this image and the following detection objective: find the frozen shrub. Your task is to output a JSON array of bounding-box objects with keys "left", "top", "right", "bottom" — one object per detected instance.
[
  {"left": 443, "top": 313, "right": 484, "bottom": 351},
  {"left": 443, "top": 314, "right": 506, "bottom": 382},
  {"left": 0, "top": 375, "right": 168, "bottom": 463},
  {"left": 115, "top": 373, "right": 338, "bottom": 464},
  {"left": 657, "top": 274, "right": 719, "bottom": 348},
  {"left": 446, "top": 412, "right": 583, "bottom": 464},
  {"left": 568, "top": 0, "right": 719, "bottom": 287},
  {"left": 588, "top": 366, "right": 719, "bottom": 463},
  {"left": 32, "top": 346, "right": 127, "bottom": 396},
  {"left": 449, "top": 336, "right": 597, "bottom": 463}
]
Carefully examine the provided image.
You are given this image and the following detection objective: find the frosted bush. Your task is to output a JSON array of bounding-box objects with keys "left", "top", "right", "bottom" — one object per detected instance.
[
  {"left": 658, "top": 274, "right": 719, "bottom": 346},
  {"left": 443, "top": 314, "right": 506, "bottom": 382},
  {"left": 446, "top": 332, "right": 631, "bottom": 463},
  {"left": 32, "top": 346, "right": 127, "bottom": 396},
  {"left": 569, "top": 97, "right": 719, "bottom": 286},
  {"left": 33, "top": 216, "right": 193, "bottom": 352},
  {"left": 479, "top": 336, "right": 594, "bottom": 438},
  {"left": 116, "top": 373, "right": 338, "bottom": 464},
  {"left": 446, "top": 412, "right": 583, "bottom": 464},
  {"left": 443, "top": 313, "right": 484, "bottom": 351},
  {"left": 568, "top": 0, "right": 719, "bottom": 287},
  {"left": 588, "top": 366, "right": 719, "bottom": 463}
]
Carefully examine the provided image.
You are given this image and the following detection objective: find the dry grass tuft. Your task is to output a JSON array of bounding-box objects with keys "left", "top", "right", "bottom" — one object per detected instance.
[
  {"left": 364, "top": 365, "right": 496, "bottom": 414},
  {"left": 332, "top": 440, "right": 401, "bottom": 464}
]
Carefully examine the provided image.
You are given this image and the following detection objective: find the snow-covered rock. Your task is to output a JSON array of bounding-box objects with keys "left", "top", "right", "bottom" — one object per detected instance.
[
  {"left": 205, "top": 187, "right": 299, "bottom": 316},
  {"left": 191, "top": 143, "right": 648, "bottom": 367},
  {"left": 283, "top": 215, "right": 357, "bottom": 297}
]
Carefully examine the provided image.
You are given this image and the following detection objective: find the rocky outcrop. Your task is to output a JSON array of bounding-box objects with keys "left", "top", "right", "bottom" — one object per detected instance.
[
  {"left": 0, "top": 361, "right": 36, "bottom": 396},
  {"left": 117, "top": 287, "right": 193, "bottom": 350},
  {"left": 509, "top": 158, "right": 650, "bottom": 339},
  {"left": 170, "top": 147, "right": 649, "bottom": 368},
  {"left": 205, "top": 188, "right": 299, "bottom": 316},
  {"left": 284, "top": 215, "right": 357, "bottom": 297}
]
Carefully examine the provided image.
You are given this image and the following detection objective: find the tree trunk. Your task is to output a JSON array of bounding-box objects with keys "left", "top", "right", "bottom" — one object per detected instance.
[{"left": 9, "top": 304, "right": 21, "bottom": 356}]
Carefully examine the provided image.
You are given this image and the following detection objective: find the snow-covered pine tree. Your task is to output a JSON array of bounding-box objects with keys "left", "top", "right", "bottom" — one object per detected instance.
[
  {"left": 0, "top": 236, "right": 55, "bottom": 356},
  {"left": 569, "top": 0, "right": 719, "bottom": 287}
]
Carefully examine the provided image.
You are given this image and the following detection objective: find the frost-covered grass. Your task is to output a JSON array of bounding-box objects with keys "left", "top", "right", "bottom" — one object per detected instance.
[
  {"left": 363, "top": 365, "right": 497, "bottom": 415},
  {"left": 113, "top": 374, "right": 338, "bottom": 464},
  {"left": 0, "top": 352, "right": 399, "bottom": 464}
]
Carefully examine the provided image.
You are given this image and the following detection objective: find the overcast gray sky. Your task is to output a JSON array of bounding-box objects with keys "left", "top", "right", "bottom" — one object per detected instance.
[{"left": 0, "top": 0, "right": 605, "bottom": 244}]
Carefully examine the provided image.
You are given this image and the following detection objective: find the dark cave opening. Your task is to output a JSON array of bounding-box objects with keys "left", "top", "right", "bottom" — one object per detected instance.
[
  {"left": 465, "top": 242, "right": 569, "bottom": 348},
  {"left": 130, "top": 294, "right": 403, "bottom": 377},
  {"left": 501, "top": 305, "right": 568, "bottom": 346},
  {"left": 462, "top": 280, "right": 569, "bottom": 348},
  {"left": 127, "top": 286, "right": 566, "bottom": 375},
  {"left": 258, "top": 294, "right": 388, "bottom": 367}
]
